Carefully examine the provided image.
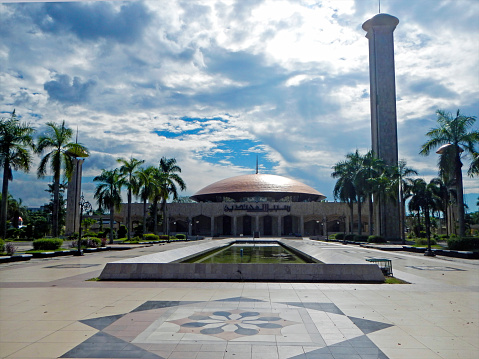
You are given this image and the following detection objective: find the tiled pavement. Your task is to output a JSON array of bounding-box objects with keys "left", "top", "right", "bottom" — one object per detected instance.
[{"left": 1, "top": 239, "right": 478, "bottom": 359}]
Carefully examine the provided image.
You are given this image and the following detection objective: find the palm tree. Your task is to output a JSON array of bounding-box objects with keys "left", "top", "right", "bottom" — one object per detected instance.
[
  {"left": 136, "top": 165, "right": 156, "bottom": 235},
  {"left": 117, "top": 157, "right": 144, "bottom": 241},
  {"left": 408, "top": 178, "right": 441, "bottom": 255},
  {"left": 36, "top": 121, "right": 88, "bottom": 237},
  {"left": 158, "top": 157, "right": 186, "bottom": 235},
  {"left": 332, "top": 152, "right": 361, "bottom": 234},
  {"left": 94, "top": 169, "right": 122, "bottom": 244},
  {"left": 358, "top": 151, "right": 385, "bottom": 236},
  {"left": 0, "top": 110, "right": 35, "bottom": 238},
  {"left": 420, "top": 109, "right": 478, "bottom": 237},
  {"left": 389, "top": 160, "right": 418, "bottom": 243}
]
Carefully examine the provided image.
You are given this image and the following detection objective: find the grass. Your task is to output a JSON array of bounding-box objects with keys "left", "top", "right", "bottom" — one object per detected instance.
[
  {"left": 86, "top": 277, "right": 100, "bottom": 281},
  {"left": 23, "top": 248, "right": 72, "bottom": 254},
  {"left": 411, "top": 244, "right": 444, "bottom": 249},
  {"left": 384, "top": 276, "right": 409, "bottom": 284}
]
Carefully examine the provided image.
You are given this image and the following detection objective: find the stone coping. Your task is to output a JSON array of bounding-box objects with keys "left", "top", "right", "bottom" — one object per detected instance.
[{"left": 99, "top": 238, "right": 385, "bottom": 282}]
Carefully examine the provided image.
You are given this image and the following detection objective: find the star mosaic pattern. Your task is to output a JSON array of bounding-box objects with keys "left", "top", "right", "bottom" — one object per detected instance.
[{"left": 61, "top": 297, "right": 392, "bottom": 359}]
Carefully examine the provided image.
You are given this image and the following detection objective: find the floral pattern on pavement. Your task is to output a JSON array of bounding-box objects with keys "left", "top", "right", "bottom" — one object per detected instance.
[{"left": 168, "top": 309, "right": 299, "bottom": 340}]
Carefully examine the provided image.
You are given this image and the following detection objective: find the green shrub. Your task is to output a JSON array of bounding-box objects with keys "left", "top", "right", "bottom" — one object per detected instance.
[
  {"left": 176, "top": 234, "right": 186, "bottom": 240},
  {"left": 0, "top": 238, "right": 4, "bottom": 252},
  {"left": 67, "top": 232, "right": 79, "bottom": 240},
  {"left": 447, "top": 237, "right": 479, "bottom": 251},
  {"left": 82, "top": 230, "right": 98, "bottom": 238},
  {"left": 353, "top": 235, "right": 369, "bottom": 242},
  {"left": 118, "top": 225, "right": 127, "bottom": 239},
  {"left": 414, "top": 238, "right": 437, "bottom": 246},
  {"left": 334, "top": 233, "right": 344, "bottom": 240},
  {"left": 33, "top": 238, "right": 63, "bottom": 250},
  {"left": 344, "top": 234, "right": 355, "bottom": 241},
  {"left": 6, "top": 227, "right": 22, "bottom": 239},
  {"left": 159, "top": 235, "right": 169, "bottom": 240},
  {"left": 368, "top": 235, "right": 386, "bottom": 243},
  {"left": 143, "top": 233, "right": 159, "bottom": 241},
  {"left": 438, "top": 234, "right": 449, "bottom": 240}
]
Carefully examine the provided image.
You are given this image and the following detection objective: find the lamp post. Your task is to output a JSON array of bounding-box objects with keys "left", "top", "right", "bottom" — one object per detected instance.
[{"left": 77, "top": 193, "right": 92, "bottom": 256}]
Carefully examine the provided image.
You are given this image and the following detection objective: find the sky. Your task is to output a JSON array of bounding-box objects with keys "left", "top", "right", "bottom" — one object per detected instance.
[{"left": 1, "top": 0, "right": 478, "bottom": 212}]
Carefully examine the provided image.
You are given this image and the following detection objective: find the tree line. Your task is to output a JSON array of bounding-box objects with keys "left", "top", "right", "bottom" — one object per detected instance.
[
  {"left": 0, "top": 110, "right": 186, "bottom": 241},
  {"left": 332, "top": 109, "right": 478, "bottom": 242}
]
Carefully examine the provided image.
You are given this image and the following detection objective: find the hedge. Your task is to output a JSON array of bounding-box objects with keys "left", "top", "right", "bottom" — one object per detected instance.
[
  {"left": 447, "top": 237, "right": 479, "bottom": 251},
  {"left": 368, "top": 235, "right": 386, "bottom": 243},
  {"left": 0, "top": 238, "right": 4, "bottom": 252},
  {"left": 353, "top": 235, "right": 369, "bottom": 242},
  {"left": 414, "top": 238, "right": 437, "bottom": 246},
  {"left": 344, "top": 234, "right": 356, "bottom": 241},
  {"left": 334, "top": 233, "right": 344, "bottom": 240},
  {"left": 176, "top": 234, "right": 186, "bottom": 240},
  {"left": 33, "top": 238, "right": 63, "bottom": 250},
  {"left": 143, "top": 233, "right": 159, "bottom": 241}
]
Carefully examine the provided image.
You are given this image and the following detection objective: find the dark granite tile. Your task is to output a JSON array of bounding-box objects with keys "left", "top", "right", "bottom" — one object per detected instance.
[
  {"left": 80, "top": 314, "right": 124, "bottom": 330},
  {"left": 348, "top": 317, "right": 393, "bottom": 334}
]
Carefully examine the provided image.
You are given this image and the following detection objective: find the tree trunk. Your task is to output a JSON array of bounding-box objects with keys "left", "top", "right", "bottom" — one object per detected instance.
[
  {"left": 109, "top": 204, "right": 114, "bottom": 244},
  {"left": 368, "top": 194, "right": 373, "bottom": 236},
  {"left": 52, "top": 178, "right": 59, "bottom": 237},
  {"left": 143, "top": 199, "right": 147, "bottom": 235},
  {"left": 1, "top": 162, "right": 10, "bottom": 239},
  {"left": 152, "top": 199, "right": 158, "bottom": 235},
  {"left": 349, "top": 201, "right": 354, "bottom": 234},
  {"left": 425, "top": 207, "right": 431, "bottom": 240},
  {"left": 357, "top": 200, "right": 362, "bottom": 235},
  {"left": 401, "top": 198, "right": 406, "bottom": 244},
  {"left": 455, "top": 152, "right": 465, "bottom": 237},
  {"left": 127, "top": 188, "right": 131, "bottom": 241},
  {"left": 161, "top": 199, "right": 167, "bottom": 234}
]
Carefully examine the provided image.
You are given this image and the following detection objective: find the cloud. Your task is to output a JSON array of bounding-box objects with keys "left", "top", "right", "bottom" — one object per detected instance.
[
  {"left": 32, "top": 1, "right": 152, "bottom": 44},
  {"left": 44, "top": 74, "right": 96, "bottom": 104},
  {"left": 0, "top": 0, "right": 478, "bottom": 211}
]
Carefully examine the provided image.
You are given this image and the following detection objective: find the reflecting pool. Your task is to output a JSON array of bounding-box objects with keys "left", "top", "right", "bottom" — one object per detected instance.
[{"left": 182, "top": 242, "right": 321, "bottom": 264}]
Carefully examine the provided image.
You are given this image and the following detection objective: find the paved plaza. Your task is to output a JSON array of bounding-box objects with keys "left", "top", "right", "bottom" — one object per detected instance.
[{"left": 1, "top": 239, "right": 478, "bottom": 359}]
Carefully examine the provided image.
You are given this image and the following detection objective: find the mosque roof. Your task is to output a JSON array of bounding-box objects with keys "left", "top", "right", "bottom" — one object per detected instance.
[{"left": 191, "top": 173, "right": 326, "bottom": 202}]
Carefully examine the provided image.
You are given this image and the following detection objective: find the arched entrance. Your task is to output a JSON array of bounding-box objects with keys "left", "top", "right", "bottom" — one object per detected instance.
[
  {"left": 263, "top": 215, "right": 273, "bottom": 236},
  {"left": 243, "top": 215, "right": 252, "bottom": 236},
  {"left": 283, "top": 215, "right": 293, "bottom": 235}
]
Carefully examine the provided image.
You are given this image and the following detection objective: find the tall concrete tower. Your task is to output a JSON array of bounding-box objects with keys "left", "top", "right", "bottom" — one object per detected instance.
[{"left": 362, "top": 14, "right": 400, "bottom": 239}]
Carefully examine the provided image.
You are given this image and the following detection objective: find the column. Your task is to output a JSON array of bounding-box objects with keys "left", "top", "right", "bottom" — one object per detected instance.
[
  {"left": 210, "top": 217, "right": 214, "bottom": 237},
  {"left": 363, "top": 13, "right": 400, "bottom": 239},
  {"left": 277, "top": 216, "right": 282, "bottom": 236},
  {"left": 233, "top": 216, "right": 237, "bottom": 236},
  {"left": 299, "top": 215, "right": 304, "bottom": 236}
]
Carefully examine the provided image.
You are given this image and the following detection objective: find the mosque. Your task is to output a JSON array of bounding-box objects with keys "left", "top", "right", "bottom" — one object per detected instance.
[{"left": 117, "top": 173, "right": 363, "bottom": 238}]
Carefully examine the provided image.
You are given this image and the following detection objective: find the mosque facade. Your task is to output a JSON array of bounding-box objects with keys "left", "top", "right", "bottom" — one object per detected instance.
[{"left": 116, "top": 173, "right": 368, "bottom": 237}]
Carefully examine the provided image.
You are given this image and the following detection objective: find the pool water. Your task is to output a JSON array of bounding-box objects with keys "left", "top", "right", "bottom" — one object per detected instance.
[{"left": 182, "top": 243, "right": 320, "bottom": 264}]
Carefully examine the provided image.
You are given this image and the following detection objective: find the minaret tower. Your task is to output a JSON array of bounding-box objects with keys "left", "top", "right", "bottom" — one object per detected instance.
[{"left": 362, "top": 13, "right": 400, "bottom": 239}]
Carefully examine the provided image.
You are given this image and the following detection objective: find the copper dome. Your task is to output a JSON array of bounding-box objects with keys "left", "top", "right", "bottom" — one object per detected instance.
[{"left": 191, "top": 174, "right": 326, "bottom": 202}]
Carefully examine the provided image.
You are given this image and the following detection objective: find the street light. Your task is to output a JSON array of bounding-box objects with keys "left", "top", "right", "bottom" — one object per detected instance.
[{"left": 76, "top": 193, "right": 92, "bottom": 256}]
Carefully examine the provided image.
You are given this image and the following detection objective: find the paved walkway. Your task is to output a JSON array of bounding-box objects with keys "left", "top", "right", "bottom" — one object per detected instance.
[{"left": 1, "top": 239, "right": 478, "bottom": 359}]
